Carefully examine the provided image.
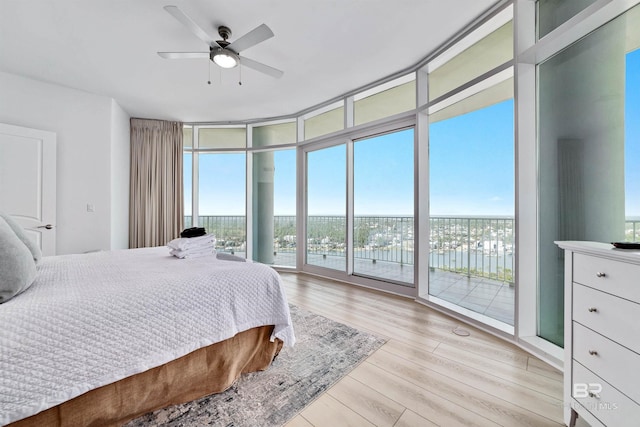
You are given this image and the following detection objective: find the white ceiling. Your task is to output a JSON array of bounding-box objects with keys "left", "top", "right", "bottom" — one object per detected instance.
[{"left": 0, "top": 0, "right": 498, "bottom": 123}]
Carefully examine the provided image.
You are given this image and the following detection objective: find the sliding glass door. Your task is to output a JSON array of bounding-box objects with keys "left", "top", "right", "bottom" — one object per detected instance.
[
  {"left": 353, "top": 128, "right": 414, "bottom": 284},
  {"left": 304, "top": 126, "right": 415, "bottom": 288}
]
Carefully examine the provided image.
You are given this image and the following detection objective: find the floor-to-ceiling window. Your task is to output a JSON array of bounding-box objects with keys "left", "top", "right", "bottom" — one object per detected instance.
[
  {"left": 199, "top": 152, "right": 246, "bottom": 255},
  {"left": 183, "top": 126, "right": 193, "bottom": 227},
  {"left": 421, "top": 7, "right": 515, "bottom": 328},
  {"left": 305, "top": 144, "right": 347, "bottom": 272},
  {"left": 537, "top": 2, "right": 640, "bottom": 347},
  {"left": 251, "top": 120, "right": 297, "bottom": 267},
  {"left": 270, "top": 149, "right": 297, "bottom": 267},
  {"left": 428, "top": 94, "right": 515, "bottom": 326},
  {"left": 183, "top": 126, "right": 247, "bottom": 256}
]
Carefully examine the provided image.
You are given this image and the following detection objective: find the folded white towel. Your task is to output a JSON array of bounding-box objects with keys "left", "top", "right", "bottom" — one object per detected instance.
[
  {"left": 167, "top": 234, "right": 216, "bottom": 251},
  {"left": 170, "top": 247, "right": 216, "bottom": 259}
]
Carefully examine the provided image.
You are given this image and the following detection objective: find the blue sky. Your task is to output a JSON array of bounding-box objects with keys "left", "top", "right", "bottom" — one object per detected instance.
[
  {"left": 626, "top": 49, "right": 640, "bottom": 217},
  {"left": 429, "top": 99, "right": 514, "bottom": 216},
  {"left": 306, "top": 129, "right": 415, "bottom": 215},
  {"left": 185, "top": 48, "right": 639, "bottom": 218},
  {"left": 306, "top": 145, "right": 345, "bottom": 216}
]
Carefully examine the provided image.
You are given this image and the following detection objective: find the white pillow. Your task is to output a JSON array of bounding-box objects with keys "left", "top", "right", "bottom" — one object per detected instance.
[
  {"left": 0, "top": 212, "right": 42, "bottom": 263},
  {"left": 0, "top": 216, "right": 37, "bottom": 303}
]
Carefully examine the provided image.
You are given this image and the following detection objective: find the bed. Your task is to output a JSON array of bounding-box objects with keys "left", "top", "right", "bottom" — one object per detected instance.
[{"left": 0, "top": 247, "right": 295, "bottom": 427}]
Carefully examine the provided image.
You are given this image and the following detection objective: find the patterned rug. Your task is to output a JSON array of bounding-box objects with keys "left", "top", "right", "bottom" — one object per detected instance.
[{"left": 125, "top": 304, "right": 386, "bottom": 427}]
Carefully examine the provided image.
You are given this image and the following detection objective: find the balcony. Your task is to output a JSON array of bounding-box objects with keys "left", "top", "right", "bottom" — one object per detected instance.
[
  {"left": 184, "top": 215, "right": 639, "bottom": 327},
  {"left": 186, "top": 215, "right": 512, "bottom": 277}
]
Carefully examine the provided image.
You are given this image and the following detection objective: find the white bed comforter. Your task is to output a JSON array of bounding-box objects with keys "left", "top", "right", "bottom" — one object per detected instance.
[{"left": 0, "top": 247, "right": 295, "bottom": 426}]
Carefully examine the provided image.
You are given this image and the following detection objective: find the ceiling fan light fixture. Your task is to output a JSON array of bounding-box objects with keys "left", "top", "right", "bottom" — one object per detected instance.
[{"left": 212, "top": 49, "right": 239, "bottom": 68}]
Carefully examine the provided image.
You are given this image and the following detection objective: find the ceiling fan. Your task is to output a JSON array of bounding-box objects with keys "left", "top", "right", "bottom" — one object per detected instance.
[{"left": 158, "top": 5, "right": 283, "bottom": 79}]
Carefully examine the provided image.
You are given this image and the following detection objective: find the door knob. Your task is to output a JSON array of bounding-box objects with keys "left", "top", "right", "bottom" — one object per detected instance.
[{"left": 37, "top": 224, "right": 53, "bottom": 230}]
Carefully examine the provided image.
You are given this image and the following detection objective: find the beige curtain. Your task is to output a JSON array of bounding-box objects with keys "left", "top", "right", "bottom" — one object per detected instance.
[{"left": 129, "top": 118, "right": 184, "bottom": 248}]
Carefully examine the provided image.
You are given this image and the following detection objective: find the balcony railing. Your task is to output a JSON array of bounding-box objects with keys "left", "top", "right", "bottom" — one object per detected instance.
[
  {"left": 184, "top": 215, "right": 639, "bottom": 284},
  {"left": 626, "top": 219, "right": 640, "bottom": 242},
  {"left": 429, "top": 216, "right": 514, "bottom": 283}
]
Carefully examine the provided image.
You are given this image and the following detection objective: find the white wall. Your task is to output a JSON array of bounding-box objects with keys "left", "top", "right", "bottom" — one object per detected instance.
[
  {"left": 0, "top": 71, "right": 130, "bottom": 254},
  {"left": 110, "top": 99, "right": 130, "bottom": 249}
]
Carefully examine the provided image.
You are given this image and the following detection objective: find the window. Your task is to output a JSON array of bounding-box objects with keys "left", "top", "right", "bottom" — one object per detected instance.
[
  {"left": 354, "top": 76, "right": 416, "bottom": 126},
  {"left": 252, "top": 149, "right": 297, "bottom": 266},
  {"left": 423, "top": 10, "right": 515, "bottom": 328},
  {"left": 304, "top": 103, "right": 344, "bottom": 140},
  {"left": 199, "top": 127, "right": 246, "bottom": 149},
  {"left": 428, "top": 11, "right": 512, "bottom": 102},
  {"left": 198, "top": 153, "right": 246, "bottom": 255},
  {"left": 353, "top": 128, "right": 414, "bottom": 284},
  {"left": 428, "top": 82, "right": 515, "bottom": 325},
  {"left": 537, "top": 0, "right": 598, "bottom": 39},
  {"left": 306, "top": 144, "right": 347, "bottom": 272},
  {"left": 252, "top": 121, "right": 296, "bottom": 148},
  {"left": 184, "top": 152, "right": 192, "bottom": 227},
  {"left": 183, "top": 126, "right": 193, "bottom": 227}
]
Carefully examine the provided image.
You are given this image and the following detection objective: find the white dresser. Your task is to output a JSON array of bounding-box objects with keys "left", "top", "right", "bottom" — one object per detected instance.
[{"left": 556, "top": 241, "right": 640, "bottom": 427}]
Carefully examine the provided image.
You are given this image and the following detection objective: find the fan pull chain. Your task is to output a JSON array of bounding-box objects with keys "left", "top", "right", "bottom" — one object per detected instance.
[
  {"left": 207, "top": 60, "right": 211, "bottom": 85},
  {"left": 238, "top": 63, "right": 242, "bottom": 86}
]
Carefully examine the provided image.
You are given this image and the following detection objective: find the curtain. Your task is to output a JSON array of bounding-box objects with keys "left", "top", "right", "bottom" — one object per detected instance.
[{"left": 129, "top": 118, "right": 183, "bottom": 248}]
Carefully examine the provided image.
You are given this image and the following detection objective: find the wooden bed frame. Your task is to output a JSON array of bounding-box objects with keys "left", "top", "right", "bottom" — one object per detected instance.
[{"left": 9, "top": 325, "right": 283, "bottom": 427}]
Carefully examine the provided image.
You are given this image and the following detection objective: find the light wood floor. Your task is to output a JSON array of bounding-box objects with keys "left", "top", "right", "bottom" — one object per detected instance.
[{"left": 279, "top": 272, "right": 565, "bottom": 427}]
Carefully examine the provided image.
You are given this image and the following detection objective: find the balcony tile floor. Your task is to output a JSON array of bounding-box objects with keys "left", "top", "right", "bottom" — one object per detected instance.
[{"left": 232, "top": 251, "right": 515, "bottom": 326}]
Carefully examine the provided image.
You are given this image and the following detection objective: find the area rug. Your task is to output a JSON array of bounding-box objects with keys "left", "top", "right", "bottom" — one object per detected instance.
[{"left": 125, "top": 304, "right": 386, "bottom": 427}]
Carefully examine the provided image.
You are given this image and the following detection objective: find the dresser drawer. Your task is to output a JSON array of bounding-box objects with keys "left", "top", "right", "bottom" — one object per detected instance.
[
  {"left": 573, "top": 322, "right": 640, "bottom": 404},
  {"left": 573, "top": 283, "right": 640, "bottom": 354},
  {"left": 573, "top": 253, "right": 640, "bottom": 302},
  {"left": 572, "top": 362, "right": 640, "bottom": 426}
]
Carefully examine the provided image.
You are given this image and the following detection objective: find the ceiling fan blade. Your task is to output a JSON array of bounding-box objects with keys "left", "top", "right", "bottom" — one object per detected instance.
[
  {"left": 163, "top": 5, "right": 219, "bottom": 47},
  {"left": 227, "top": 24, "right": 274, "bottom": 53},
  {"left": 158, "top": 52, "right": 209, "bottom": 59},
  {"left": 239, "top": 56, "right": 284, "bottom": 79}
]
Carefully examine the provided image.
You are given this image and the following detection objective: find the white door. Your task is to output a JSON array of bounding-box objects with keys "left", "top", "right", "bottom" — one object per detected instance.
[{"left": 0, "top": 123, "right": 56, "bottom": 255}]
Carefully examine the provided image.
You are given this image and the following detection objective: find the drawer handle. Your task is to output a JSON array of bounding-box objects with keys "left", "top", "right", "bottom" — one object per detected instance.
[
  {"left": 588, "top": 392, "right": 600, "bottom": 399},
  {"left": 588, "top": 307, "right": 598, "bottom": 313},
  {"left": 589, "top": 350, "right": 598, "bottom": 356},
  {"left": 595, "top": 272, "right": 606, "bottom": 278}
]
